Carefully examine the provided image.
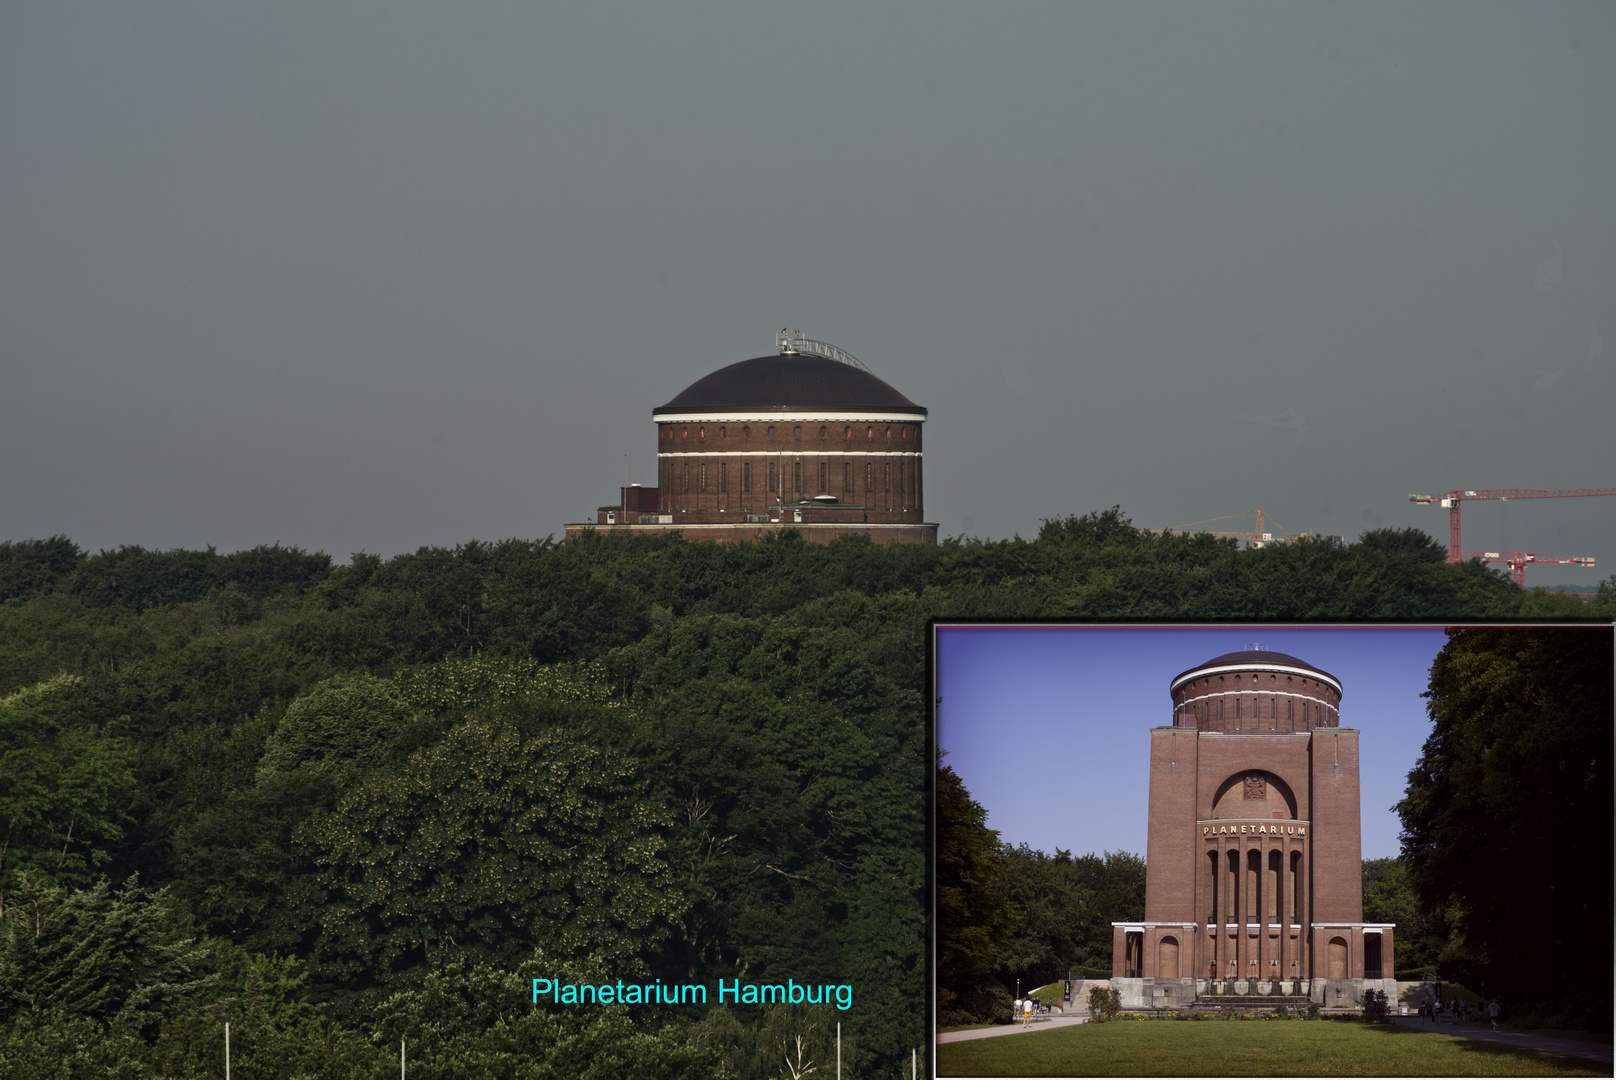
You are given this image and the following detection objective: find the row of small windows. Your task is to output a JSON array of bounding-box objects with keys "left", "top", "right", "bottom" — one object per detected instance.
[
  {"left": 663, "top": 425, "right": 914, "bottom": 441},
  {"left": 1179, "top": 697, "right": 1329, "bottom": 727},
  {"left": 679, "top": 459, "right": 911, "bottom": 496},
  {"left": 1179, "top": 673, "right": 1336, "bottom": 704}
]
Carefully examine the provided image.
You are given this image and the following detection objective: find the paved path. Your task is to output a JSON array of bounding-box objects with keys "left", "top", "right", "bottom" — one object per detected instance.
[
  {"left": 1388, "top": 1017, "right": 1613, "bottom": 1070},
  {"left": 941, "top": 1014, "right": 1612, "bottom": 1069},
  {"left": 937, "top": 1015, "right": 1088, "bottom": 1043}
]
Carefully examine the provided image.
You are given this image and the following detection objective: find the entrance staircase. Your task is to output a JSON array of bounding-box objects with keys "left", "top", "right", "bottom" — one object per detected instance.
[{"left": 1191, "top": 982, "right": 1313, "bottom": 1016}]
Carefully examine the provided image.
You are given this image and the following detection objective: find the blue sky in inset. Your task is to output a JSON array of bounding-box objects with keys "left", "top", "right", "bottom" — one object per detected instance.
[{"left": 935, "top": 624, "right": 1451, "bottom": 861}]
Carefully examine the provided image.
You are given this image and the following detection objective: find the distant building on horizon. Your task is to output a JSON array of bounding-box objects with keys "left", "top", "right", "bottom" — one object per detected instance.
[{"left": 565, "top": 331, "right": 937, "bottom": 545}]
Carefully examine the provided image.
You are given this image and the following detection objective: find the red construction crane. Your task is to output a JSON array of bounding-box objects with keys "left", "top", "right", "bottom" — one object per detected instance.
[
  {"left": 1460, "top": 550, "right": 1596, "bottom": 588},
  {"left": 1407, "top": 488, "right": 1616, "bottom": 562}
]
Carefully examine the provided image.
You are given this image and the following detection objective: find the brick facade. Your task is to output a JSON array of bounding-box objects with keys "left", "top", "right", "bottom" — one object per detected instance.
[
  {"left": 651, "top": 420, "right": 925, "bottom": 524},
  {"left": 1113, "top": 649, "right": 1392, "bottom": 1004}
]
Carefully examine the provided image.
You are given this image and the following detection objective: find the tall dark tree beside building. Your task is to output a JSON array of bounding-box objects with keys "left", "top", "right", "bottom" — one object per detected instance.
[
  {"left": 936, "top": 758, "right": 1016, "bottom": 1019},
  {"left": 993, "top": 846, "right": 1144, "bottom": 985},
  {"left": 1395, "top": 626, "right": 1613, "bottom": 1027}
]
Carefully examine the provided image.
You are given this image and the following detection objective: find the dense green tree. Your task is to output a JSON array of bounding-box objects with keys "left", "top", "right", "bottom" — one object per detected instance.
[
  {"left": 143, "top": 945, "right": 377, "bottom": 1080},
  {"left": 0, "top": 874, "right": 216, "bottom": 1037},
  {"left": 1070, "top": 850, "right": 1146, "bottom": 974},
  {"left": 0, "top": 536, "right": 82, "bottom": 605},
  {"left": 992, "top": 846, "right": 1145, "bottom": 987},
  {"left": 936, "top": 761, "right": 1015, "bottom": 1015},
  {"left": 66, "top": 543, "right": 330, "bottom": 613},
  {"left": 1361, "top": 856, "right": 1455, "bottom": 976},
  {"left": 690, "top": 1001, "right": 874, "bottom": 1080},
  {"left": 0, "top": 676, "right": 135, "bottom": 911},
  {"left": 1395, "top": 626, "right": 1613, "bottom": 1027},
  {"left": 256, "top": 672, "right": 424, "bottom": 784},
  {"left": 607, "top": 615, "right": 926, "bottom": 1067},
  {"left": 0, "top": 1012, "right": 150, "bottom": 1080},
  {"left": 306, "top": 713, "right": 682, "bottom": 988},
  {"left": 371, "top": 955, "right": 725, "bottom": 1080}
]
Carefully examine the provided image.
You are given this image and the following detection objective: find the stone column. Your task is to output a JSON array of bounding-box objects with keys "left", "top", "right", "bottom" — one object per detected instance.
[
  {"left": 1279, "top": 840, "right": 1292, "bottom": 982},
  {"left": 1199, "top": 841, "right": 1214, "bottom": 978},
  {"left": 1215, "top": 840, "right": 1228, "bottom": 982},
  {"left": 1252, "top": 841, "right": 1265, "bottom": 981},
  {"left": 1234, "top": 841, "right": 1246, "bottom": 981}
]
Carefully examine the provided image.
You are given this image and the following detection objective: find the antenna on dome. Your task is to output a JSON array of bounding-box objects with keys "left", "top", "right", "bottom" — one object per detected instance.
[
  {"left": 1250, "top": 642, "right": 1265, "bottom": 651},
  {"left": 773, "top": 329, "right": 872, "bottom": 372}
]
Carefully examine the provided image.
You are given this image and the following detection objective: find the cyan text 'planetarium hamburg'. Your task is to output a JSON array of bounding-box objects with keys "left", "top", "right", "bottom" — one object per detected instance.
[
  {"left": 565, "top": 331, "right": 937, "bottom": 545},
  {"left": 1111, "top": 648, "right": 1395, "bottom": 1012}
]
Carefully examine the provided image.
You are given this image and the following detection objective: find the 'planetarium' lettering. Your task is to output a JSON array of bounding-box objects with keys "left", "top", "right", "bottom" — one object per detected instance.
[{"left": 1202, "top": 824, "right": 1305, "bottom": 837}]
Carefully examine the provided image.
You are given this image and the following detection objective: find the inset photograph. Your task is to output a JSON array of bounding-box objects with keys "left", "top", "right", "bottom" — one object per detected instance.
[{"left": 933, "top": 623, "right": 1611, "bottom": 1077}]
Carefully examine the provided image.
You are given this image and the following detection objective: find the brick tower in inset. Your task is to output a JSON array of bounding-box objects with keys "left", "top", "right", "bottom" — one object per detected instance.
[{"left": 1110, "top": 647, "right": 1394, "bottom": 1012}]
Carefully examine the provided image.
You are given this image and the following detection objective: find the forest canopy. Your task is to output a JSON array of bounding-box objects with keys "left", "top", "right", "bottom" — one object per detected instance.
[{"left": 0, "top": 511, "right": 1609, "bottom": 1075}]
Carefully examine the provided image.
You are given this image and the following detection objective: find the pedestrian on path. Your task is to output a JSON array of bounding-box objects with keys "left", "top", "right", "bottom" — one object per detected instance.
[
  {"left": 1023, "top": 996, "right": 1034, "bottom": 1027},
  {"left": 1490, "top": 999, "right": 1501, "bottom": 1032},
  {"left": 1013, "top": 997, "right": 1022, "bottom": 1024}
]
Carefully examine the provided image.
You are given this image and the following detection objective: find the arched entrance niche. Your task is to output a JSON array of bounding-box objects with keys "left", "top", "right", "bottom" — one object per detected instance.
[
  {"left": 1328, "top": 936, "right": 1348, "bottom": 979},
  {"left": 1158, "top": 936, "right": 1180, "bottom": 979}
]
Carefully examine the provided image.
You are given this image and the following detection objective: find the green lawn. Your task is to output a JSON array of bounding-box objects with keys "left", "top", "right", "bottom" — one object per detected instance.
[{"left": 938, "top": 1021, "right": 1607, "bottom": 1077}]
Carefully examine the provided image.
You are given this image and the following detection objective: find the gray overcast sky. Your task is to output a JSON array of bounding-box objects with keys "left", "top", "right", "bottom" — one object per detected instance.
[{"left": 4, "top": 3, "right": 1613, "bottom": 578}]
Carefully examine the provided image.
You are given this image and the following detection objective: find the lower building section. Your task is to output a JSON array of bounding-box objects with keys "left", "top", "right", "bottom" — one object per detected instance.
[
  {"left": 563, "top": 521, "right": 938, "bottom": 545},
  {"left": 1112, "top": 922, "right": 1394, "bottom": 985},
  {"left": 1106, "top": 976, "right": 1398, "bottom": 1013},
  {"left": 567, "top": 485, "right": 936, "bottom": 545}
]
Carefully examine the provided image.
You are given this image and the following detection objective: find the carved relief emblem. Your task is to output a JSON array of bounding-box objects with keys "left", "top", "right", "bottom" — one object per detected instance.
[{"left": 1243, "top": 773, "right": 1266, "bottom": 800}]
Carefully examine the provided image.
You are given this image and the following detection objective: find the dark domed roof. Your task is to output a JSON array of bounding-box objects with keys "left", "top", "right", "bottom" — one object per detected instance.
[
  {"left": 654, "top": 354, "right": 925, "bottom": 415},
  {"left": 1172, "top": 650, "right": 1340, "bottom": 691}
]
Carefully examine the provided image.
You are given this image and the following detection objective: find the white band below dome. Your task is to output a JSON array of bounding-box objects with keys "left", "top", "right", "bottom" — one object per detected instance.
[
  {"left": 652, "top": 411, "right": 925, "bottom": 424},
  {"left": 1170, "top": 663, "right": 1342, "bottom": 696},
  {"left": 657, "top": 450, "right": 921, "bottom": 458}
]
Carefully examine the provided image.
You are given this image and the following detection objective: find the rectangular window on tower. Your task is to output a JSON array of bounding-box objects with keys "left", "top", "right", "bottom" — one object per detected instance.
[
  {"left": 743, "top": 461, "right": 751, "bottom": 491},
  {"left": 768, "top": 461, "right": 776, "bottom": 493},
  {"left": 683, "top": 463, "right": 689, "bottom": 494},
  {"left": 720, "top": 462, "right": 727, "bottom": 493},
  {"left": 793, "top": 461, "right": 801, "bottom": 493},
  {"left": 866, "top": 462, "right": 873, "bottom": 493},
  {"left": 700, "top": 463, "right": 706, "bottom": 493},
  {"left": 819, "top": 462, "right": 826, "bottom": 492},
  {"left": 843, "top": 462, "right": 852, "bottom": 492}
]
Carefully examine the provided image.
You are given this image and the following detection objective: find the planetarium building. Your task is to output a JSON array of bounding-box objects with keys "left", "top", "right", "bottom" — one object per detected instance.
[
  {"left": 566, "top": 331, "right": 937, "bottom": 544},
  {"left": 1110, "top": 647, "right": 1395, "bottom": 1013}
]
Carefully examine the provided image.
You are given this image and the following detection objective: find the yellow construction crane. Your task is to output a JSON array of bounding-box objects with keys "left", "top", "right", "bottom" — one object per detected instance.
[{"left": 1148, "top": 509, "right": 1311, "bottom": 548}]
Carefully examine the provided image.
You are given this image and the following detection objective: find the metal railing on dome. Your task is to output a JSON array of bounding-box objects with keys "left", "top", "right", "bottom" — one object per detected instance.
[{"left": 776, "top": 329, "right": 872, "bottom": 372}]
